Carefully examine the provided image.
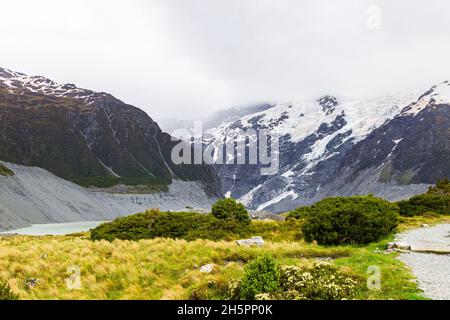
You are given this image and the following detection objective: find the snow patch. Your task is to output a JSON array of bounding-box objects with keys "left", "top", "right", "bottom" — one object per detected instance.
[
  {"left": 0, "top": 67, "right": 100, "bottom": 107},
  {"left": 402, "top": 81, "right": 450, "bottom": 116},
  {"left": 256, "top": 190, "right": 298, "bottom": 211},
  {"left": 239, "top": 184, "right": 263, "bottom": 206}
]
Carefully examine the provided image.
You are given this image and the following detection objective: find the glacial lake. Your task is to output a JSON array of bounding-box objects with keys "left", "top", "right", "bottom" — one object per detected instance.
[{"left": 0, "top": 221, "right": 109, "bottom": 236}]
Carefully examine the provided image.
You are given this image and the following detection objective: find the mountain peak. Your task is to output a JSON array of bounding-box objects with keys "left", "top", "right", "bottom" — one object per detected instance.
[
  {"left": 401, "top": 81, "right": 450, "bottom": 116},
  {"left": 0, "top": 67, "right": 108, "bottom": 106},
  {"left": 317, "top": 95, "right": 338, "bottom": 115}
]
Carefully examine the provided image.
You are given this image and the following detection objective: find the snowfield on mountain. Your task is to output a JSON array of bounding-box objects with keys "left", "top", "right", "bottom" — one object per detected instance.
[{"left": 203, "top": 83, "right": 450, "bottom": 212}]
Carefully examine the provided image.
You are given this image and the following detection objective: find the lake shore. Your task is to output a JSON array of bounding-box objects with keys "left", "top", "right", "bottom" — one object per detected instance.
[{"left": 0, "top": 221, "right": 108, "bottom": 236}]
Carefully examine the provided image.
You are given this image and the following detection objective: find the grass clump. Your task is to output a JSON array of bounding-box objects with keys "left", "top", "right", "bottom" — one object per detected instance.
[
  {"left": 290, "top": 195, "right": 398, "bottom": 245},
  {"left": 0, "top": 163, "right": 14, "bottom": 176},
  {"left": 0, "top": 281, "right": 19, "bottom": 300}
]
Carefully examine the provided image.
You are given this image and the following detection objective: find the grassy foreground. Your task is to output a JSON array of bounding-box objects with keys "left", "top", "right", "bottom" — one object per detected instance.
[{"left": 2, "top": 216, "right": 446, "bottom": 300}]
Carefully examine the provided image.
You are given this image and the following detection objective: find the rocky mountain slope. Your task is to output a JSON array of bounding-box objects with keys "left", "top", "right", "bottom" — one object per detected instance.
[
  {"left": 0, "top": 67, "right": 220, "bottom": 195},
  {"left": 0, "top": 162, "right": 215, "bottom": 231},
  {"left": 203, "top": 83, "right": 450, "bottom": 212}
]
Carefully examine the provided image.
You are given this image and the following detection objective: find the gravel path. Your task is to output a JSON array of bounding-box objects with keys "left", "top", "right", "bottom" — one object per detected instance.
[{"left": 396, "top": 224, "right": 450, "bottom": 300}]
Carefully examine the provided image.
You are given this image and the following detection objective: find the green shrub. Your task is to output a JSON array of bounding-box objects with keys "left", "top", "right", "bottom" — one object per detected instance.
[
  {"left": 229, "top": 260, "right": 358, "bottom": 301},
  {"left": 91, "top": 211, "right": 157, "bottom": 241},
  {"left": 256, "top": 262, "right": 358, "bottom": 300},
  {"left": 296, "top": 195, "right": 398, "bottom": 245},
  {"left": 287, "top": 206, "right": 310, "bottom": 220},
  {"left": 211, "top": 198, "right": 251, "bottom": 225},
  {"left": 91, "top": 209, "right": 251, "bottom": 242},
  {"left": 0, "top": 281, "right": 19, "bottom": 300},
  {"left": 430, "top": 179, "right": 450, "bottom": 195},
  {"left": 398, "top": 179, "right": 450, "bottom": 216},
  {"left": 239, "top": 255, "right": 280, "bottom": 300},
  {"left": 398, "top": 194, "right": 450, "bottom": 216}
]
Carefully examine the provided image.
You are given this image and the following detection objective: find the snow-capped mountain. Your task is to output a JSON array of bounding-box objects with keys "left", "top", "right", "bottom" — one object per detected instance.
[
  {"left": 0, "top": 67, "right": 221, "bottom": 196},
  {"left": 204, "top": 83, "right": 450, "bottom": 212},
  {"left": 0, "top": 67, "right": 108, "bottom": 106},
  {"left": 2, "top": 66, "right": 449, "bottom": 215}
]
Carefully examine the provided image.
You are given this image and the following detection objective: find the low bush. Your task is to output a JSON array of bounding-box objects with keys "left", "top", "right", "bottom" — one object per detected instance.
[
  {"left": 0, "top": 281, "right": 19, "bottom": 300},
  {"left": 398, "top": 179, "right": 450, "bottom": 216},
  {"left": 292, "top": 195, "right": 399, "bottom": 245},
  {"left": 239, "top": 255, "right": 280, "bottom": 300},
  {"left": 212, "top": 198, "right": 251, "bottom": 225},
  {"left": 91, "top": 209, "right": 251, "bottom": 241},
  {"left": 91, "top": 211, "right": 157, "bottom": 241},
  {"left": 227, "top": 258, "right": 358, "bottom": 300},
  {"left": 256, "top": 262, "right": 358, "bottom": 300}
]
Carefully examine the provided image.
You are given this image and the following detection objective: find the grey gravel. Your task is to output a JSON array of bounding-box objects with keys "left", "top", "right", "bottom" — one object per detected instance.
[
  {"left": 0, "top": 162, "right": 216, "bottom": 231},
  {"left": 396, "top": 224, "right": 450, "bottom": 300}
]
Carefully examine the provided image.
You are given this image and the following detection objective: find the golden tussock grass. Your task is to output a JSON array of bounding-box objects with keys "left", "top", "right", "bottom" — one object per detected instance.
[
  {"left": 0, "top": 216, "right": 432, "bottom": 300},
  {"left": 0, "top": 234, "right": 347, "bottom": 300}
]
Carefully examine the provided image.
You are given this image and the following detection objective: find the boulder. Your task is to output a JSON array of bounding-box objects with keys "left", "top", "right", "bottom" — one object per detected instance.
[
  {"left": 199, "top": 264, "right": 215, "bottom": 273},
  {"left": 386, "top": 242, "right": 396, "bottom": 249},
  {"left": 248, "top": 210, "right": 285, "bottom": 221},
  {"left": 395, "top": 242, "right": 411, "bottom": 250},
  {"left": 385, "top": 242, "right": 411, "bottom": 251},
  {"left": 236, "top": 236, "right": 265, "bottom": 247}
]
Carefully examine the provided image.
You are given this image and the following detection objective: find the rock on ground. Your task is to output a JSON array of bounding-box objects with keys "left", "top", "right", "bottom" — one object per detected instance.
[{"left": 236, "top": 236, "right": 265, "bottom": 247}]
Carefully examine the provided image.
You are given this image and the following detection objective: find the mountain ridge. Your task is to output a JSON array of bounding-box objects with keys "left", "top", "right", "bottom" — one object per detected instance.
[
  {"left": 0, "top": 67, "right": 221, "bottom": 196},
  {"left": 202, "top": 82, "right": 450, "bottom": 212}
]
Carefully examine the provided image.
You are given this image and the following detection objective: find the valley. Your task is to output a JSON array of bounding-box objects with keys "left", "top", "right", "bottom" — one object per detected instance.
[
  {"left": 2, "top": 0, "right": 450, "bottom": 306},
  {"left": 0, "top": 216, "right": 436, "bottom": 300},
  {"left": 1, "top": 67, "right": 450, "bottom": 301},
  {"left": 0, "top": 161, "right": 215, "bottom": 231}
]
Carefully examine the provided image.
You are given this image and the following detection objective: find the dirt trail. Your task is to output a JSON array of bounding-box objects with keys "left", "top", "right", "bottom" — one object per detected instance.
[{"left": 396, "top": 224, "right": 450, "bottom": 300}]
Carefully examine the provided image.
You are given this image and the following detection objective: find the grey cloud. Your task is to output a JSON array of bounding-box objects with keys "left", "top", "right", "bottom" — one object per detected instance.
[{"left": 1, "top": 0, "right": 450, "bottom": 121}]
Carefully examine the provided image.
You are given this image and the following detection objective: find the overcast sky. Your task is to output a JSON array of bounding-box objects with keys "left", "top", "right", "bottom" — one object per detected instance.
[{"left": 2, "top": 0, "right": 450, "bottom": 121}]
